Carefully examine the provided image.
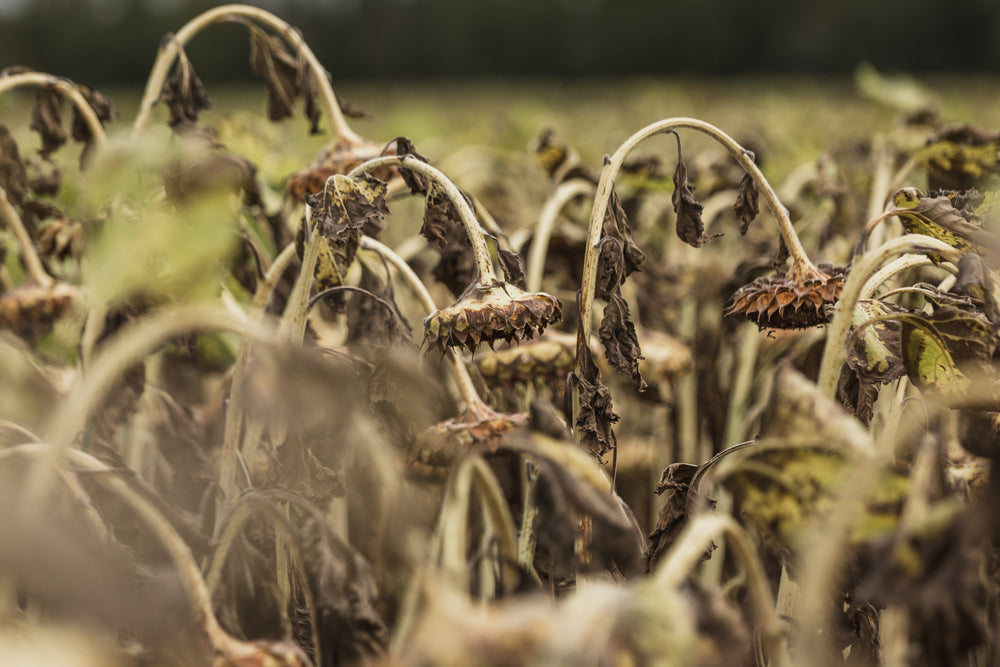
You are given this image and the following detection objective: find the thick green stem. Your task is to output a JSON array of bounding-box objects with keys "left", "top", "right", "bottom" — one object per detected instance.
[
  {"left": 816, "top": 235, "right": 965, "bottom": 399},
  {"left": 132, "top": 3, "right": 361, "bottom": 143},
  {"left": 349, "top": 155, "right": 496, "bottom": 284},
  {"left": 526, "top": 178, "right": 596, "bottom": 293},
  {"left": 578, "top": 117, "right": 815, "bottom": 357},
  {"left": 0, "top": 72, "right": 107, "bottom": 149},
  {"left": 0, "top": 185, "right": 52, "bottom": 287}
]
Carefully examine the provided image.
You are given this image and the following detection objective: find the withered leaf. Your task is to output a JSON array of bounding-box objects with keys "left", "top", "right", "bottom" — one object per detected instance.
[
  {"left": 891, "top": 187, "right": 997, "bottom": 257},
  {"left": 299, "top": 514, "right": 388, "bottom": 664},
  {"left": 645, "top": 462, "right": 701, "bottom": 572},
  {"left": 598, "top": 293, "right": 646, "bottom": 391},
  {"left": 307, "top": 173, "right": 388, "bottom": 242},
  {"left": 734, "top": 171, "right": 760, "bottom": 234},
  {"left": 670, "top": 134, "right": 719, "bottom": 248},
  {"left": 898, "top": 307, "right": 995, "bottom": 400},
  {"left": 422, "top": 184, "right": 477, "bottom": 294},
  {"left": 299, "top": 63, "right": 328, "bottom": 135},
  {"left": 157, "top": 41, "right": 211, "bottom": 128},
  {"left": 602, "top": 188, "right": 645, "bottom": 279},
  {"left": 570, "top": 336, "right": 620, "bottom": 460},
  {"left": 0, "top": 125, "right": 28, "bottom": 206},
  {"left": 246, "top": 24, "right": 301, "bottom": 122},
  {"left": 345, "top": 263, "right": 414, "bottom": 350},
  {"left": 953, "top": 252, "right": 1000, "bottom": 333},
  {"left": 847, "top": 299, "right": 906, "bottom": 384},
  {"left": 30, "top": 86, "right": 66, "bottom": 158},
  {"left": 916, "top": 124, "right": 1000, "bottom": 191},
  {"left": 305, "top": 174, "right": 388, "bottom": 298},
  {"left": 393, "top": 136, "right": 431, "bottom": 194},
  {"left": 70, "top": 84, "right": 117, "bottom": 146},
  {"left": 498, "top": 246, "right": 526, "bottom": 289}
]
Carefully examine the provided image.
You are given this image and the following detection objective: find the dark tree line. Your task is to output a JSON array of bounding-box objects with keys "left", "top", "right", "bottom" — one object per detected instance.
[{"left": 0, "top": 0, "right": 999, "bottom": 84}]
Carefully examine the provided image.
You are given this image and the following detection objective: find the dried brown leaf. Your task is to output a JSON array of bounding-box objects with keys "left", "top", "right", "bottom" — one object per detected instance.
[{"left": 30, "top": 86, "right": 66, "bottom": 157}]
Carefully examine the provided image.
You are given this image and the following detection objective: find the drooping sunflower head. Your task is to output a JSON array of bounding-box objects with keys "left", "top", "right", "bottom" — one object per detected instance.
[
  {"left": 724, "top": 264, "right": 846, "bottom": 329},
  {"left": 406, "top": 405, "right": 527, "bottom": 481},
  {"left": 423, "top": 281, "right": 562, "bottom": 354}
]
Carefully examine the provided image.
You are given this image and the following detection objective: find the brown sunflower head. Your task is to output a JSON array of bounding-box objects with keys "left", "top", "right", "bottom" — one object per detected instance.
[
  {"left": 285, "top": 137, "right": 390, "bottom": 205},
  {"left": 0, "top": 280, "right": 79, "bottom": 341},
  {"left": 724, "top": 263, "right": 846, "bottom": 329},
  {"left": 406, "top": 404, "right": 527, "bottom": 481},
  {"left": 423, "top": 281, "right": 562, "bottom": 353},
  {"left": 477, "top": 332, "right": 575, "bottom": 388}
]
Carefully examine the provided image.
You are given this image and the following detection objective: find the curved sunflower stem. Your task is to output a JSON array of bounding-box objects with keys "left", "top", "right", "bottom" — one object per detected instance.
[
  {"left": 816, "top": 234, "right": 965, "bottom": 400},
  {"left": 578, "top": 117, "right": 817, "bottom": 355},
  {"left": 0, "top": 185, "right": 52, "bottom": 288},
  {"left": 28, "top": 304, "right": 274, "bottom": 510},
  {"left": 860, "top": 254, "right": 956, "bottom": 301},
  {"left": 526, "top": 178, "right": 596, "bottom": 293},
  {"left": 220, "top": 241, "right": 298, "bottom": 501},
  {"left": 654, "top": 513, "right": 790, "bottom": 667},
  {"left": 132, "top": 2, "right": 361, "bottom": 143},
  {"left": 0, "top": 71, "right": 107, "bottom": 149},
  {"left": 0, "top": 443, "right": 256, "bottom": 659},
  {"left": 360, "top": 235, "right": 487, "bottom": 413},
  {"left": 349, "top": 155, "right": 496, "bottom": 283}
]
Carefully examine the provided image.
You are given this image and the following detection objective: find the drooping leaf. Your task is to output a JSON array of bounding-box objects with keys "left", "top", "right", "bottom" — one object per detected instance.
[
  {"left": 601, "top": 188, "right": 645, "bottom": 280},
  {"left": 847, "top": 299, "right": 906, "bottom": 384},
  {"left": 298, "top": 514, "right": 389, "bottom": 664},
  {"left": 70, "top": 84, "right": 117, "bottom": 146},
  {"left": 734, "top": 171, "right": 760, "bottom": 234},
  {"left": 305, "top": 174, "right": 389, "bottom": 299},
  {"left": 644, "top": 462, "right": 701, "bottom": 572},
  {"left": 245, "top": 23, "right": 301, "bottom": 122},
  {"left": 953, "top": 252, "right": 1000, "bottom": 332},
  {"left": 0, "top": 125, "right": 28, "bottom": 206},
  {"left": 891, "top": 187, "right": 997, "bottom": 258},
  {"left": 345, "top": 262, "right": 414, "bottom": 350},
  {"left": 670, "top": 132, "right": 720, "bottom": 247},
  {"left": 569, "top": 336, "right": 620, "bottom": 460},
  {"left": 393, "top": 136, "right": 431, "bottom": 194},
  {"left": 598, "top": 293, "right": 646, "bottom": 391},
  {"left": 900, "top": 317, "right": 975, "bottom": 399},
  {"left": 29, "top": 86, "right": 66, "bottom": 157},
  {"left": 914, "top": 124, "right": 1000, "bottom": 191},
  {"left": 497, "top": 246, "right": 526, "bottom": 289},
  {"left": 712, "top": 440, "right": 910, "bottom": 555},
  {"left": 157, "top": 38, "right": 211, "bottom": 128}
]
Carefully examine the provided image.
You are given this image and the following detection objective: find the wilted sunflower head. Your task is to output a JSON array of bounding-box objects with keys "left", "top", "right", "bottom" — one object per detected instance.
[
  {"left": 285, "top": 136, "right": 390, "bottom": 204},
  {"left": 0, "top": 280, "right": 80, "bottom": 341},
  {"left": 725, "top": 263, "right": 846, "bottom": 329},
  {"left": 477, "top": 332, "right": 576, "bottom": 388},
  {"left": 423, "top": 280, "right": 562, "bottom": 354},
  {"left": 407, "top": 404, "right": 527, "bottom": 481}
]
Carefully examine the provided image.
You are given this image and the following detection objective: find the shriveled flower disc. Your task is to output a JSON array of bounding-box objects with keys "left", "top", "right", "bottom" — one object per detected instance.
[
  {"left": 725, "top": 264, "right": 846, "bottom": 329},
  {"left": 0, "top": 280, "right": 79, "bottom": 340},
  {"left": 407, "top": 405, "right": 527, "bottom": 481},
  {"left": 477, "top": 334, "right": 575, "bottom": 387},
  {"left": 424, "top": 281, "right": 562, "bottom": 353}
]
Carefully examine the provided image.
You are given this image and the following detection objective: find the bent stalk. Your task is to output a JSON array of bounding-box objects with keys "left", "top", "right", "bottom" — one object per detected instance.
[{"left": 132, "top": 2, "right": 361, "bottom": 143}]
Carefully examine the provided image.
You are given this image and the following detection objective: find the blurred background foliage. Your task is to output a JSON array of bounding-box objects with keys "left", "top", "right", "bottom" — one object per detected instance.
[{"left": 1, "top": 0, "right": 999, "bottom": 84}]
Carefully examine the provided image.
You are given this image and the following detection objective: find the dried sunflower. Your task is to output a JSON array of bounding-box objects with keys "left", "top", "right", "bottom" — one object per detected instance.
[
  {"left": 0, "top": 280, "right": 79, "bottom": 340},
  {"left": 725, "top": 263, "right": 846, "bottom": 329},
  {"left": 406, "top": 402, "right": 527, "bottom": 481},
  {"left": 423, "top": 280, "right": 562, "bottom": 354},
  {"left": 285, "top": 136, "right": 390, "bottom": 204}
]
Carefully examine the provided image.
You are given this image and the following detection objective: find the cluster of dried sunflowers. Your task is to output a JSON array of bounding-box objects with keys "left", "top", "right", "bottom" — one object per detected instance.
[{"left": 2, "top": 5, "right": 1000, "bottom": 667}]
